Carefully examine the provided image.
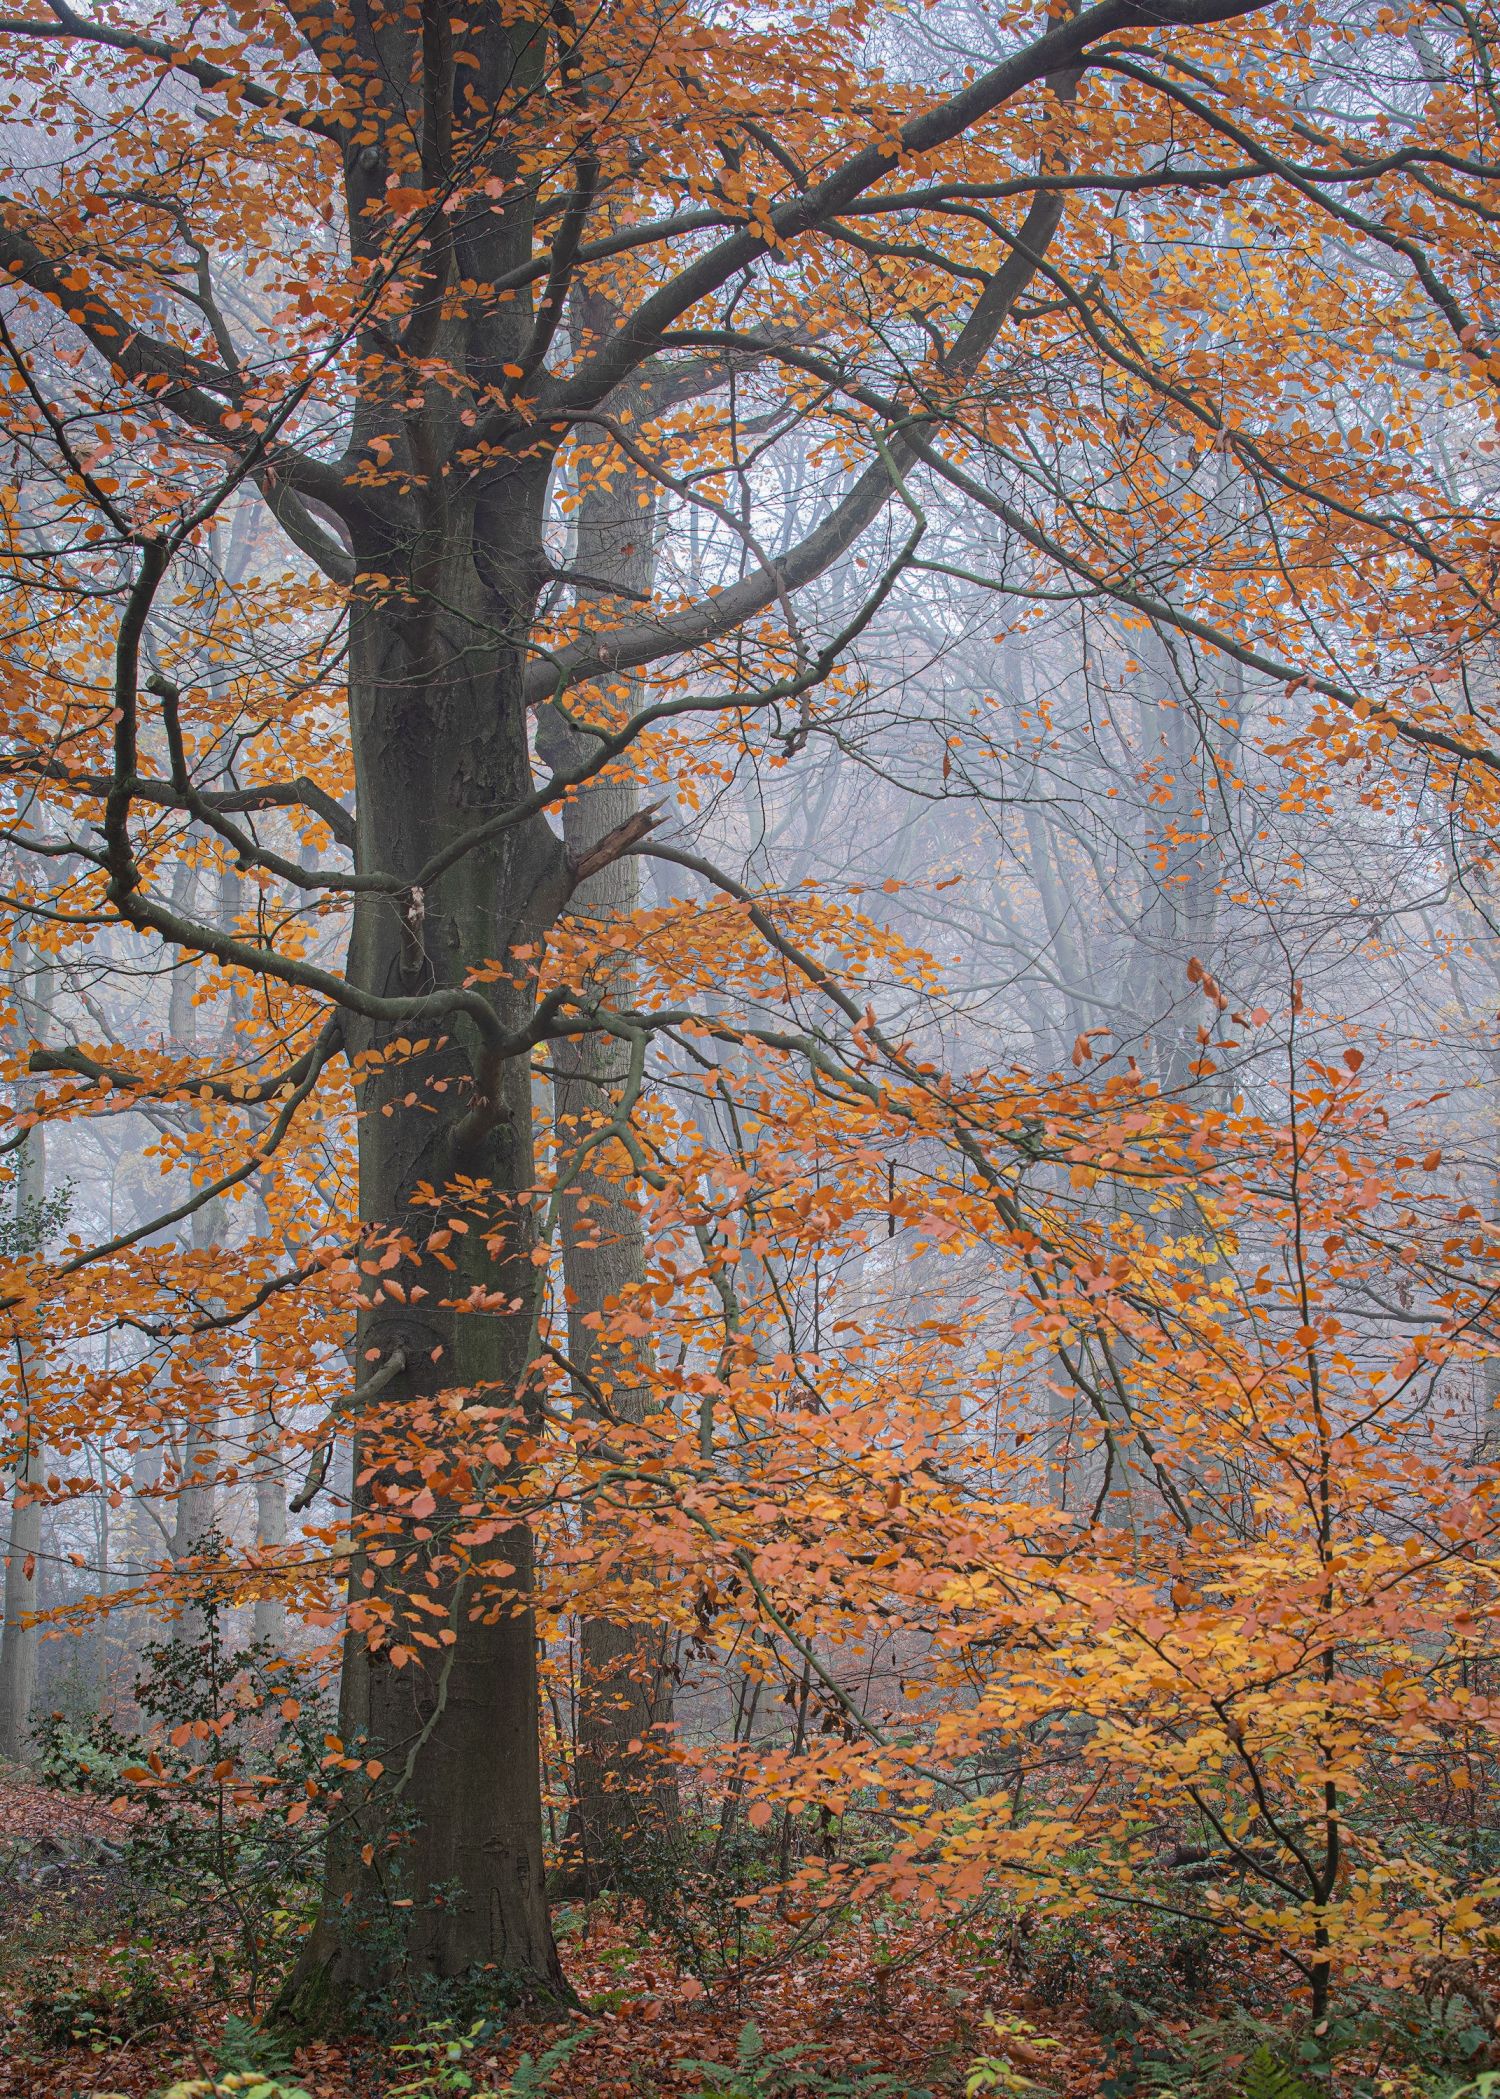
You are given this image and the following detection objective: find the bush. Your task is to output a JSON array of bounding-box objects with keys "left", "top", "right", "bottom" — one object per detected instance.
[
  {"left": 38, "top": 1585, "right": 332, "bottom": 2008},
  {"left": 27, "top": 1949, "right": 172, "bottom": 2049},
  {"left": 388, "top": 2018, "right": 591, "bottom": 2098},
  {"left": 36, "top": 1706, "right": 137, "bottom": 1793},
  {"left": 587, "top": 1812, "right": 796, "bottom": 1989},
  {"left": 1014, "top": 1903, "right": 1271, "bottom": 2036}
]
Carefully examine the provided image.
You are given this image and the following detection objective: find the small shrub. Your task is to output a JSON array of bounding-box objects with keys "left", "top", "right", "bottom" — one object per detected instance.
[
  {"left": 1015, "top": 1905, "right": 1269, "bottom": 2036},
  {"left": 27, "top": 1952, "right": 171, "bottom": 2048},
  {"left": 613, "top": 1814, "right": 807, "bottom": 1990},
  {"left": 37, "top": 1575, "right": 333, "bottom": 2008},
  {"left": 965, "top": 2014, "right": 1061, "bottom": 2096},
  {"left": 36, "top": 1706, "right": 137, "bottom": 1793}
]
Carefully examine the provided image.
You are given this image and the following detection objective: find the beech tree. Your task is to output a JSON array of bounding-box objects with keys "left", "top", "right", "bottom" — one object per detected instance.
[{"left": 3, "top": 0, "right": 1500, "bottom": 2020}]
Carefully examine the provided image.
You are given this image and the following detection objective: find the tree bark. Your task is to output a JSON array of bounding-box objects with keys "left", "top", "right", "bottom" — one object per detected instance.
[
  {"left": 537, "top": 376, "right": 677, "bottom": 1895},
  {"left": 252, "top": 1398, "right": 289, "bottom": 1653},
  {"left": 0, "top": 1108, "right": 45, "bottom": 1761},
  {"left": 288, "top": 441, "right": 570, "bottom": 2008}
]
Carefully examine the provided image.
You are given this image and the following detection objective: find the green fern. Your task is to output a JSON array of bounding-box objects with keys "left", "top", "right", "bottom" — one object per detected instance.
[
  {"left": 677, "top": 2017, "right": 931, "bottom": 2098},
  {"left": 216, "top": 2017, "right": 296, "bottom": 2080},
  {"left": 504, "top": 2026, "right": 590, "bottom": 2097},
  {"left": 1240, "top": 2045, "right": 1316, "bottom": 2099}
]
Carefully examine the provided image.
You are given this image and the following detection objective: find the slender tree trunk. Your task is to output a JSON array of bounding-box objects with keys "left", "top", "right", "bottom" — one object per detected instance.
[
  {"left": 247, "top": 1198, "right": 288, "bottom": 1651},
  {"left": 172, "top": 1199, "right": 226, "bottom": 1573},
  {"left": 1133, "top": 619, "right": 1234, "bottom": 1093},
  {"left": 537, "top": 367, "right": 677, "bottom": 1895},
  {"left": 168, "top": 918, "right": 223, "bottom": 1631},
  {"left": 92, "top": 1444, "right": 112, "bottom": 1709},
  {"left": 0, "top": 1107, "right": 45, "bottom": 1761},
  {"left": 252, "top": 1398, "right": 288, "bottom": 1652},
  {"left": 0, "top": 952, "right": 53, "bottom": 1759}
]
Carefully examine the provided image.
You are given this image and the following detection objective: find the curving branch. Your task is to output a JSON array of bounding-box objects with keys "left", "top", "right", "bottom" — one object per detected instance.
[
  {"left": 0, "top": 222, "right": 348, "bottom": 513},
  {"left": 519, "top": 179, "right": 1068, "bottom": 708},
  {"left": 0, "top": 0, "right": 344, "bottom": 141},
  {"left": 540, "top": 0, "right": 1275, "bottom": 423},
  {"left": 0, "top": 1015, "right": 345, "bottom": 1310},
  {"left": 29, "top": 1031, "right": 337, "bottom": 1108},
  {"left": 2, "top": 758, "right": 356, "bottom": 853}
]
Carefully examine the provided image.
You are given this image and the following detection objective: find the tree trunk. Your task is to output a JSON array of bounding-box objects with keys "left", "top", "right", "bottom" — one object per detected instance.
[
  {"left": 252, "top": 1398, "right": 289, "bottom": 1653},
  {"left": 0, "top": 952, "right": 53, "bottom": 1760},
  {"left": 1130, "top": 616, "right": 1237, "bottom": 1093},
  {"left": 537, "top": 396, "right": 677, "bottom": 1894},
  {"left": 170, "top": 1068, "right": 223, "bottom": 1636},
  {"left": 288, "top": 471, "right": 568, "bottom": 2011},
  {"left": 0, "top": 1107, "right": 45, "bottom": 1761},
  {"left": 249, "top": 1200, "right": 288, "bottom": 1651}
]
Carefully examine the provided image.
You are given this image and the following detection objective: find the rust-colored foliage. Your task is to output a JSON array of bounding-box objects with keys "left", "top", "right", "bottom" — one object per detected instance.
[{"left": 0, "top": 0, "right": 1497, "bottom": 2040}]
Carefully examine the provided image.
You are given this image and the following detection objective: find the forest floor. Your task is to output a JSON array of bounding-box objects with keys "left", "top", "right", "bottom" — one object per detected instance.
[
  {"left": 0, "top": 1770, "right": 1479, "bottom": 2099},
  {"left": 0, "top": 1750, "right": 1091, "bottom": 2099}
]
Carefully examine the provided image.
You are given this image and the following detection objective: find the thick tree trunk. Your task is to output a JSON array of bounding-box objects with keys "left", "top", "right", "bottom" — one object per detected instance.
[
  {"left": 289, "top": 486, "right": 568, "bottom": 2011},
  {"left": 538, "top": 417, "right": 677, "bottom": 1894},
  {"left": 277, "top": 7, "right": 577, "bottom": 1992}
]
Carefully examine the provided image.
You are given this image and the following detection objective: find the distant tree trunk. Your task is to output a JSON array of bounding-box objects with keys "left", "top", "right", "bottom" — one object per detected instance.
[
  {"left": 537, "top": 357, "right": 677, "bottom": 1895},
  {"left": 90, "top": 1441, "right": 113, "bottom": 1709},
  {"left": 252, "top": 1395, "right": 288, "bottom": 1651},
  {"left": 1451, "top": 881, "right": 1500, "bottom": 1463},
  {"left": 0, "top": 1144, "right": 45, "bottom": 1759},
  {"left": 170, "top": 844, "right": 254, "bottom": 1632},
  {"left": 1133, "top": 620, "right": 1236, "bottom": 1095},
  {"left": 0, "top": 974, "right": 48, "bottom": 1760},
  {"left": 167, "top": 915, "right": 224, "bottom": 1633},
  {"left": 248, "top": 1197, "right": 287, "bottom": 1651}
]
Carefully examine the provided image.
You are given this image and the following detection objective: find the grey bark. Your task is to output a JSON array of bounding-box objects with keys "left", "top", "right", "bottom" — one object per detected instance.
[
  {"left": 289, "top": 361, "right": 570, "bottom": 2006},
  {"left": 252, "top": 1398, "right": 289, "bottom": 1652},
  {"left": 0, "top": 1104, "right": 45, "bottom": 1760},
  {"left": 536, "top": 356, "right": 677, "bottom": 1893},
  {"left": 250, "top": 1194, "right": 288, "bottom": 1651},
  {"left": 168, "top": 1196, "right": 225, "bottom": 1643}
]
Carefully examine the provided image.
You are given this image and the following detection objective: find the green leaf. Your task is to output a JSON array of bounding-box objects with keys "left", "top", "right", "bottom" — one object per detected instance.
[{"left": 1241, "top": 2045, "right": 1316, "bottom": 2099}]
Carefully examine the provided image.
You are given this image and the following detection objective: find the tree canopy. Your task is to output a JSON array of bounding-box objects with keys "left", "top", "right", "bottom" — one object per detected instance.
[{"left": 0, "top": 0, "right": 1499, "bottom": 2066}]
